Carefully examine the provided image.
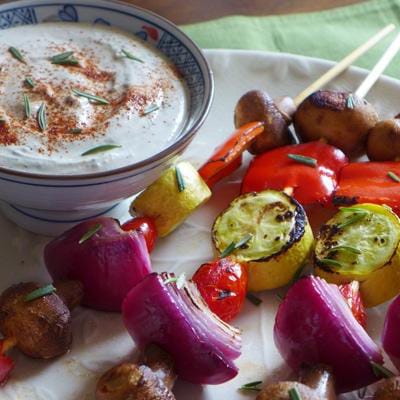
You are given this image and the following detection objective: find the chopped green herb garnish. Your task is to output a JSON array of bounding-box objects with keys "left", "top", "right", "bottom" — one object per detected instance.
[
  {"left": 246, "top": 292, "right": 262, "bottom": 306},
  {"left": 23, "top": 94, "right": 31, "bottom": 119},
  {"left": 78, "top": 223, "right": 102, "bottom": 244},
  {"left": 143, "top": 104, "right": 160, "bottom": 115},
  {"left": 81, "top": 144, "right": 121, "bottom": 156},
  {"left": 24, "top": 284, "right": 56, "bottom": 302},
  {"left": 329, "top": 245, "right": 361, "bottom": 255},
  {"left": 37, "top": 103, "right": 47, "bottom": 131},
  {"left": 220, "top": 234, "right": 253, "bottom": 258},
  {"left": 371, "top": 361, "right": 395, "bottom": 379},
  {"left": 388, "top": 171, "right": 400, "bottom": 183},
  {"left": 175, "top": 165, "right": 185, "bottom": 192},
  {"left": 289, "top": 387, "right": 302, "bottom": 400},
  {"left": 121, "top": 49, "right": 144, "bottom": 63},
  {"left": 70, "top": 128, "right": 83, "bottom": 134},
  {"left": 51, "top": 51, "right": 79, "bottom": 65},
  {"left": 340, "top": 207, "right": 368, "bottom": 214},
  {"left": 318, "top": 258, "right": 343, "bottom": 268},
  {"left": 24, "top": 77, "right": 35, "bottom": 88},
  {"left": 164, "top": 273, "right": 186, "bottom": 289},
  {"left": 8, "top": 47, "right": 25, "bottom": 63},
  {"left": 346, "top": 94, "right": 355, "bottom": 109},
  {"left": 337, "top": 212, "right": 367, "bottom": 229},
  {"left": 72, "top": 89, "right": 109, "bottom": 105},
  {"left": 239, "top": 381, "right": 262, "bottom": 392},
  {"left": 287, "top": 153, "right": 317, "bottom": 167}
]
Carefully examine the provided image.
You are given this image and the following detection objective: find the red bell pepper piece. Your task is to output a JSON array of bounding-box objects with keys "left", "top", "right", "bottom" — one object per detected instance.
[
  {"left": 198, "top": 122, "right": 264, "bottom": 188},
  {"left": 339, "top": 281, "right": 367, "bottom": 328},
  {"left": 333, "top": 162, "right": 400, "bottom": 212},
  {"left": 241, "top": 141, "right": 348, "bottom": 205},
  {"left": 0, "top": 338, "right": 15, "bottom": 386}
]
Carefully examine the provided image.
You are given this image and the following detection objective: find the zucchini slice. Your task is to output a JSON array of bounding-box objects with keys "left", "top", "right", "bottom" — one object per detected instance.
[
  {"left": 212, "top": 190, "right": 314, "bottom": 291},
  {"left": 131, "top": 161, "right": 212, "bottom": 237},
  {"left": 314, "top": 204, "right": 400, "bottom": 307}
]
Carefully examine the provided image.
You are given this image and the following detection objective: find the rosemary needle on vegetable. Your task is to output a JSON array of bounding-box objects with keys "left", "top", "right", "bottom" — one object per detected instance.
[
  {"left": 24, "top": 284, "right": 56, "bottom": 302},
  {"left": 239, "top": 381, "right": 262, "bottom": 391},
  {"left": 287, "top": 153, "right": 317, "bottom": 167},
  {"left": 175, "top": 165, "right": 185, "bottom": 192},
  {"left": 78, "top": 223, "right": 102, "bottom": 244},
  {"left": 388, "top": 171, "right": 400, "bottom": 183},
  {"left": 220, "top": 234, "right": 253, "bottom": 258}
]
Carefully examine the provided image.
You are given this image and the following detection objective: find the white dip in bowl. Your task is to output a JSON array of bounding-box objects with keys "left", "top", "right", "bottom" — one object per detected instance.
[{"left": 0, "top": 22, "right": 189, "bottom": 175}]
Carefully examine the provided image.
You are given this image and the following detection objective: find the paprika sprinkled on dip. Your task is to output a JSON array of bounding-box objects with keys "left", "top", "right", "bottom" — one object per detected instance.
[{"left": 0, "top": 23, "right": 189, "bottom": 174}]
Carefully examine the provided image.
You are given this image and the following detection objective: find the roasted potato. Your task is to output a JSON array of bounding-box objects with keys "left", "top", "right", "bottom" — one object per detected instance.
[
  {"left": 367, "top": 119, "right": 400, "bottom": 161},
  {"left": 294, "top": 90, "right": 379, "bottom": 157},
  {"left": 234, "top": 90, "right": 293, "bottom": 154}
]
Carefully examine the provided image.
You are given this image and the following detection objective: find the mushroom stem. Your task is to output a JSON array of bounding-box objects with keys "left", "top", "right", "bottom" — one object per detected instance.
[
  {"left": 53, "top": 280, "right": 83, "bottom": 311},
  {"left": 299, "top": 364, "right": 336, "bottom": 400}
]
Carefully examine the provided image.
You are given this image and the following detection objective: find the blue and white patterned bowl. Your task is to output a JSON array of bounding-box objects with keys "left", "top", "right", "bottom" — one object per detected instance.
[{"left": 0, "top": 0, "right": 214, "bottom": 235}]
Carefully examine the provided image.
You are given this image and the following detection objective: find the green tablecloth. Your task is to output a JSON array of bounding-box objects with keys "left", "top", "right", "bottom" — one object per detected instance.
[{"left": 181, "top": 0, "right": 400, "bottom": 78}]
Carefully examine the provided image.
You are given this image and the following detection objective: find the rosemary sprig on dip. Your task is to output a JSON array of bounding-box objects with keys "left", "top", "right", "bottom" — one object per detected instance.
[
  {"left": 24, "top": 284, "right": 56, "bottom": 302},
  {"left": 8, "top": 46, "right": 25, "bottom": 63},
  {"left": 388, "top": 171, "right": 400, "bottom": 183},
  {"left": 81, "top": 144, "right": 121, "bottom": 156},
  {"left": 37, "top": 103, "right": 47, "bottom": 131},
  {"left": 51, "top": 51, "right": 79, "bottom": 65},
  {"left": 143, "top": 104, "right": 159, "bottom": 115},
  {"left": 23, "top": 94, "right": 31, "bottom": 119},
  {"left": 220, "top": 233, "right": 253, "bottom": 258},
  {"left": 121, "top": 49, "right": 144, "bottom": 63},
  {"left": 239, "top": 380, "right": 262, "bottom": 392},
  {"left": 24, "top": 77, "right": 35, "bottom": 88},
  {"left": 287, "top": 153, "right": 317, "bottom": 167},
  {"left": 72, "top": 88, "right": 110, "bottom": 105},
  {"left": 246, "top": 292, "right": 262, "bottom": 306},
  {"left": 175, "top": 165, "right": 185, "bottom": 192},
  {"left": 79, "top": 223, "right": 102, "bottom": 244}
]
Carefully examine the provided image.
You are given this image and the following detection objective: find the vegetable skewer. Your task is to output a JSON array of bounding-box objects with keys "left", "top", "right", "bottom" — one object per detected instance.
[{"left": 295, "top": 30, "right": 400, "bottom": 157}]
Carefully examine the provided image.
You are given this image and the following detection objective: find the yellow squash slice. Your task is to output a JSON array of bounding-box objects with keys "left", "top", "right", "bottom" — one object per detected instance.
[
  {"left": 212, "top": 190, "right": 314, "bottom": 291},
  {"left": 131, "top": 161, "right": 212, "bottom": 237},
  {"left": 314, "top": 204, "right": 400, "bottom": 307}
]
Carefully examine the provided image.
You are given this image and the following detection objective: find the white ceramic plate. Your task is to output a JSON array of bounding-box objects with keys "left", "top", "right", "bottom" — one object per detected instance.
[{"left": 1, "top": 49, "right": 399, "bottom": 400}]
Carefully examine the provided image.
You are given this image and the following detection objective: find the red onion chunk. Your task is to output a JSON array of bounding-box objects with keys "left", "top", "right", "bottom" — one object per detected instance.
[
  {"left": 382, "top": 294, "right": 400, "bottom": 372},
  {"left": 274, "top": 276, "right": 383, "bottom": 393},
  {"left": 122, "top": 273, "right": 241, "bottom": 385},
  {"left": 44, "top": 217, "right": 151, "bottom": 312}
]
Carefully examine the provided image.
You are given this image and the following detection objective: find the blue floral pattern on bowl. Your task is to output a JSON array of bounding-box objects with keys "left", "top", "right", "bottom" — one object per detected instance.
[{"left": 0, "top": 1, "right": 209, "bottom": 124}]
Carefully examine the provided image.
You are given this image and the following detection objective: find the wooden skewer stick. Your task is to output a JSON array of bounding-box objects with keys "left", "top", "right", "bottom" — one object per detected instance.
[
  {"left": 293, "top": 24, "right": 395, "bottom": 107},
  {"left": 355, "top": 31, "right": 400, "bottom": 98}
]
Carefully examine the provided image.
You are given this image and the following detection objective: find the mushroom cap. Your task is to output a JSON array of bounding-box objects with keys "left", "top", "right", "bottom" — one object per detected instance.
[
  {"left": 234, "top": 90, "right": 292, "bottom": 154},
  {"left": 367, "top": 119, "right": 400, "bottom": 161},
  {"left": 373, "top": 377, "right": 400, "bottom": 400},
  {"left": 256, "top": 381, "right": 323, "bottom": 400},
  {"left": 0, "top": 282, "right": 72, "bottom": 359},
  {"left": 294, "top": 90, "right": 379, "bottom": 157}
]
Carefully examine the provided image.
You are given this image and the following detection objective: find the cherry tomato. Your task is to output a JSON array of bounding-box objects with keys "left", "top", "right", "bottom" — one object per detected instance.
[
  {"left": 339, "top": 281, "right": 367, "bottom": 328},
  {"left": 121, "top": 217, "right": 157, "bottom": 252},
  {"left": 192, "top": 257, "right": 248, "bottom": 322}
]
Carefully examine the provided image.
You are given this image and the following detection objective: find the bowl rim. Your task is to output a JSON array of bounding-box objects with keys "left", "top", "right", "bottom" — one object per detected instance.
[{"left": 0, "top": 0, "right": 214, "bottom": 181}]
